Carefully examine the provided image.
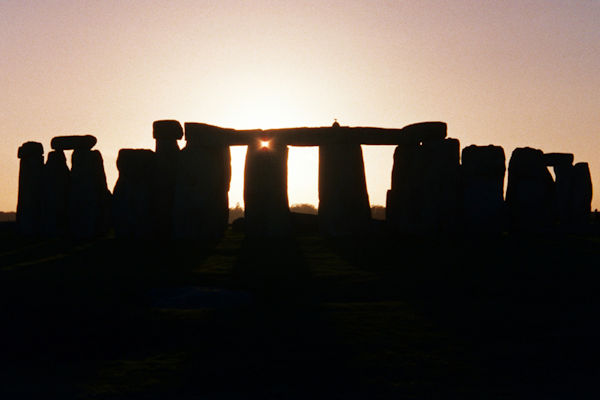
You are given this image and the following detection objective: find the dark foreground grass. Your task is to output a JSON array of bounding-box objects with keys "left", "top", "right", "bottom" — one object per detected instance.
[{"left": 0, "top": 228, "right": 599, "bottom": 399}]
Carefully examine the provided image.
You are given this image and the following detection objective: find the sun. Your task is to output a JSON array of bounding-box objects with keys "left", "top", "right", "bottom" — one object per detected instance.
[{"left": 260, "top": 140, "right": 270, "bottom": 149}]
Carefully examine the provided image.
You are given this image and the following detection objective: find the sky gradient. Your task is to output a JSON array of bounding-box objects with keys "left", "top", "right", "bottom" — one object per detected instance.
[{"left": 2, "top": 0, "right": 599, "bottom": 211}]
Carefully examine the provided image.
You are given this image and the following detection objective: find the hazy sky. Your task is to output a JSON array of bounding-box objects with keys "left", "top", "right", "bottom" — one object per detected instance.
[{"left": 2, "top": 0, "right": 599, "bottom": 210}]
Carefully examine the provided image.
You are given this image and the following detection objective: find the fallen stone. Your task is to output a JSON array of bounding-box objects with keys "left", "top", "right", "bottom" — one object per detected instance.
[{"left": 50, "top": 135, "right": 97, "bottom": 151}]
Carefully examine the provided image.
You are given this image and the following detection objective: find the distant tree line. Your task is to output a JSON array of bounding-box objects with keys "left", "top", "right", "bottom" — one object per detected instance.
[{"left": 228, "top": 204, "right": 386, "bottom": 223}]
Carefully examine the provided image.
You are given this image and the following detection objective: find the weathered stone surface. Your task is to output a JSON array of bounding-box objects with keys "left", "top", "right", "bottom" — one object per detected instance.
[
  {"left": 69, "top": 150, "right": 111, "bottom": 239},
  {"left": 172, "top": 143, "right": 231, "bottom": 240},
  {"left": 40, "top": 150, "right": 70, "bottom": 237},
  {"left": 318, "top": 142, "right": 371, "bottom": 236},
  {"left": 387, "top": 138, "right": 460, "bottom": 234},
  {"left": 51, "top": 135, "right": 97, "bottom": 151},
  {"left": 506, "top": 147, "right": 555, "bottom": 232},
  {"left": 16, "top": 142, "right": 44, "bottom": 236},
  {"left": 112, "top": 149, "right": 158, "bottom": 238},
  {"left": 544, "top": 152, "right": 574, "bottom": 167},
  {"left": 461, "top": 145, "right": 506, "bottom": 233},
  {"left": 244, "top": 143, "right": 292, "bottom": 238},
  {"left": 570, "top": 162, "right": 593, "bottom": 226},
  {"left": 153, "top": 120, "right": 183, "bottom": 141}
]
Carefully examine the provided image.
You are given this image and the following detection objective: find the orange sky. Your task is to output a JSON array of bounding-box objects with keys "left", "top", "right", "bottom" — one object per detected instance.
[{"left": 2, "top": 1, "right": 599, "bottom": 211}]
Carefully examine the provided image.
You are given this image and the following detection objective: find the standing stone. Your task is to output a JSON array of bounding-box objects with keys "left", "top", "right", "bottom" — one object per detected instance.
[
  {"left": 112, "top": 149, "right": 157, "bottom": 238},
  {"left": 153, "top": 120, "right": 182, "bottom": 238},
  {"left": 172, "top": 127, "right": 231, "bottom": 241},
  {"left": 69, "top": 149, "right": 111, "bottom": 239},
  {"left": 570, "top": 162, "right": 593, "bottom": 227},
  {"left": 387, "top": 137, "right": 460, "bottom": 234},
  {"left": 40, "top": 150, "right": 70, "bottom": 237},
  {"left": 244, "top": 142, "right": 292, "bottom": 238},
  {"left": 17, "top": 142, "right": 44, "bottom": 236},
  {"left": 506, "top": 147, "right": 555, "bottom": 232},
  {"left": 318, "top": 129, "right": 371, "bottom": 236},
  {"left": 386, "top": 143, "right": 419, "bottom": 233},
  {"left": 461, "top": 145, "right": 506, "bottom": 233},
  {"left": 544, "top": 153, "right": 574, "bottom": 227}
]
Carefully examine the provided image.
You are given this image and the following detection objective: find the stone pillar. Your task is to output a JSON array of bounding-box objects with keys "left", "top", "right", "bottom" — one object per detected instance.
[
  {"left": 244, "top": 141, "right": 292, "bottom": 238},
  {"left": 387, "top": 135, "right": 460, "bottom": 234},
  {"left": 17, "top": 142, "right": 44, "bottom": 236},
  {"left": 153, "top": 120, "right": 183, "bottom": 238},
  {"left": 40, "top": 150, "right": 70, "bottom": 237},
  {"left": 544, "top": 153, "right": 574, "bottom": 227},
  {"left": 570, "top": 162, "right": 593, "bottom": 227},
  {"left": 172, "top": 124, "right": 231, "bottom": 240},
  {"left": 386, "top": 143, "right": 419, "bottom": 233},
  {"left": 461, "top": 145, "right": 506, "bottom": 233},
  {"left": 506, "top": 147, "right": 555, "bottom": 232},
  {"left": 69, "top": 148, "right": 111, "bottom": 239},
  {"left": 112, "top": 149, "right": 157, "bottom": 238},
  {"left": 318, "top": 128, "right": 371, "bottom": 236}
]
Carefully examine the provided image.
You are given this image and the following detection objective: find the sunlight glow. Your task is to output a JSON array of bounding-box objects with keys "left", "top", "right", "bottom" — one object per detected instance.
[{"left": 260, "top": 140, "right": 270, "bottom": 149}]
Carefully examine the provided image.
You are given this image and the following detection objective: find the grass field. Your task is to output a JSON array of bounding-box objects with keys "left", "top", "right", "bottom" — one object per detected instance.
[{"left": 1, "top": 226, "right": 599, "bottom": 399}]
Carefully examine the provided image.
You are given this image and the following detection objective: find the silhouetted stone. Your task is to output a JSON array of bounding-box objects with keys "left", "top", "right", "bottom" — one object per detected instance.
[
  {"left": 461, "top": 145, "right": 506, "bottom": 233},
  {"left": 172, "top": 129, "right": 231, "bottom": 240},
  {"left": 544, "top": 152, "right": 574, "bottom": 167},
  {"left": 153, "top": 120, "right": 184, "bottom": 141},
  {"left": 506, "top": 147, "right": 554, "bottom": 232},
  {"left": 387, "top": 138, "right": 460, "bottom": 234},
  {"left": 318, "top": 134, "right": 371, "bottom": 236},
  {"left": 386, "top": 143, "right": 418, "bottom": 233},
  {"left": 112, "top": 149, "right": 157, "bottom": 238},
  {"left": 401, "top": 121, "right": 447, "bottom": 144},
  {"left": 51, "top": 135, "right": 97, "bottom": 151},
  {"left": 570, "top": 162, "right": 593, "bottom": 226},
  {"left": 244, "top": 143, "right": 292, "bottom": 238},
  {"left": 69, "top": 149, "right": 111, "bottom": 239},
  {"left": 544, "top": 153, "right": 575, "bottom": 227},
  {"left": 154, "top": 120, "right": 182, "bottom": 238},
  {"left": 17, "top": 142, "right": 44, "bottom": 236},
  {"left": 40, "top": 150, "right": 70, "bottom": 237}
]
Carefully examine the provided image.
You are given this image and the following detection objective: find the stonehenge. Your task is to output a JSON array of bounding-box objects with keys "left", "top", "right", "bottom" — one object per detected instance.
[{"left": 16, "top": 120, "right": 594, "bottom": 240}]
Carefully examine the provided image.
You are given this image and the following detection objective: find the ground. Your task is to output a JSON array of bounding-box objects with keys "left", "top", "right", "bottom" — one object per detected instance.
[{"left": 0, "top": 226, "right": 599, "bottom": 399}]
